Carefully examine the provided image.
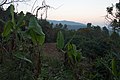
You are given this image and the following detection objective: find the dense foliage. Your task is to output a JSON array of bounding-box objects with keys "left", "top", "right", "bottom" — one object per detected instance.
[
  {"left": 0, "top": 5, "right": 45, "bottom": 80},
  {"left": 0, "top": 1, "right": 120, "bottom": 80}
]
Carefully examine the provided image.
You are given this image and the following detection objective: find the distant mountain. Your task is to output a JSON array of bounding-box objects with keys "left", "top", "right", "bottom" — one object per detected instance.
[{"left": 48, "top": 20, "right": 87, "bottom": 30}]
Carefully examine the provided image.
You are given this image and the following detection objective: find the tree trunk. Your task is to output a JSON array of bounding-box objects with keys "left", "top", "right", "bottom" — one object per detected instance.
[{"left": 34, "top": 45, "right": 42, "bottom": 80}]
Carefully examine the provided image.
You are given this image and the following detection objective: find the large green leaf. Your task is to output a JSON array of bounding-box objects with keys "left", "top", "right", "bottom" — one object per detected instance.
[
  {"left": 29, "top": 16, "right": 44, "bottom": 35},
  {"left": 28, "top": 16, "right": 45, "bottom": 45},
  {"left": 67, "top": 43, "right": 75, "bottom": 61},
  {"left": 112, "top": 58, "right": 117, "bottom": 76},
  {"left": 67, "top": 43, "right": 81, "bottom": 63},
  {"left": 2, "top": 21, "right": 13, "bottom": 37},
  {"left": 76, "top": 51, "right": 82, "bottom": 62},
  {"left": 67, "top": 43, "right": 76, "bottom": 56},
  {"left": 10, "top": 4, "right": 15, "bottom": 25},
  {"left": 57, "top": 31, "right": 64, "bottom": 49},
  {"left": 16, "top": 11, "right": 24, "bottom": 28},
  {"left": 28, "top": 28, "right": 45, "bottom": 45},
  {"left": 14, "top": 52, "right": 32, "bottom": 64}
]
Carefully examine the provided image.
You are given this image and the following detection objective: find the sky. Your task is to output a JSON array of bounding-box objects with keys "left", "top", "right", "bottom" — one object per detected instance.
[{"left": 3, "top": 0, "right": 119, "bottom": 26}]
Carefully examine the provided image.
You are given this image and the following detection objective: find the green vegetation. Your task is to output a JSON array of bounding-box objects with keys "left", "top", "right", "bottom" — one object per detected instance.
[{"left": 0, "top": 1, "right": 120, "bottom": 80}]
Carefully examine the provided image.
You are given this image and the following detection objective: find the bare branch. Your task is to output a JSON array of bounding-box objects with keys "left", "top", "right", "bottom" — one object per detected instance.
[
  {"left": 31, "top": 0, "right": 37, "bottom": 13},
  {"left": 0, "top": 0, "right": 30, "bottom": 6},
  {"left": 105, "top": 14, "right": 113, "bottom": 22},
  {"left": 0, "top": 0, "right": 7, "bottom": 6},
  {"left": 33, "top": 6, "right": 39, "bottom": 14},
  {"left": 35, "top": 0, "right": 50, "bottom": 19}
]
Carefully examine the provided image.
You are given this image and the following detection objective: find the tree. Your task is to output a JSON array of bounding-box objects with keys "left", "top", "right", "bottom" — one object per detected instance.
[
  {"left": 102, "top": 26, "right": 109, "bottom": 36},
  {"left": 87, "top": 23, "right": 92, "bottom": 28},
  {"left": 63, "top": 24, "right": 68, "bottom": 30},
  {"left": 106, "top": 0, "right": 120, "bottom": 32},
  {"left": 58, "top": 23, "right": 63, "bottom": 28}
]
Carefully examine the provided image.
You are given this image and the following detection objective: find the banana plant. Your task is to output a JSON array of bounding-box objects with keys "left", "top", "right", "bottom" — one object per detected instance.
[
  {"left": 1, "top": 4, "right": 35, "bottom": 80},
  {"left": 67, "top": 43, "right": 81, "bottom": 65},
  {"left": 56, "top": 31, "right": 82, "bottom": 68},
  {"left": 2, "top": 4, "right": 32, "bottom": 62},
  {"left": 100, "top": 52, "right": 120, "bottom": 80},
  {"left": 2, "top": 21, "right": 13, "bottom": 37},
  {"left": 109, "top": 58, "right": 120, "bottom": 80},
  {"left": 2, "top": 5, "right": 14, "bottom": 37},
  {"left": 26, "top": 16, "right": 45, "bottom": 79},
  {"left": 111, "top": 53, "right": 120, "bottom": 79},
  {"left": 27, "top": 16, "right": 45, "bottom": 46},
  {"left": 1, "top": 4, "right": 45, "bottom": 80},
  {"left": 57, "top": 31, "right": 64, "bottom": 49}
]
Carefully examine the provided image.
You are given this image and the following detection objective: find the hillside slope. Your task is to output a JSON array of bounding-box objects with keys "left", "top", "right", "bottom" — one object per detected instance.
[{"left": 49, "top": 20, "right": 86, "bottom": 30}]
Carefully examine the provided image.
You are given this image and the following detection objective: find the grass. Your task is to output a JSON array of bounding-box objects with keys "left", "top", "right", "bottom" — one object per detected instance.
[{"left": 39, "top": 52, "right": 75, "bottom": 80}]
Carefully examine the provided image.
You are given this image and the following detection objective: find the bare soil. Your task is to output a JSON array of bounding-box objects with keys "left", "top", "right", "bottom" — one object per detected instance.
[{"left": 43, "top": 43, "right": 63, "bottom": 60}]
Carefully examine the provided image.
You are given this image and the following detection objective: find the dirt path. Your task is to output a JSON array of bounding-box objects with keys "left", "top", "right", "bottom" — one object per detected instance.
[{"left": 43, "top": 43, "right": 63, "bottom": 60}]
